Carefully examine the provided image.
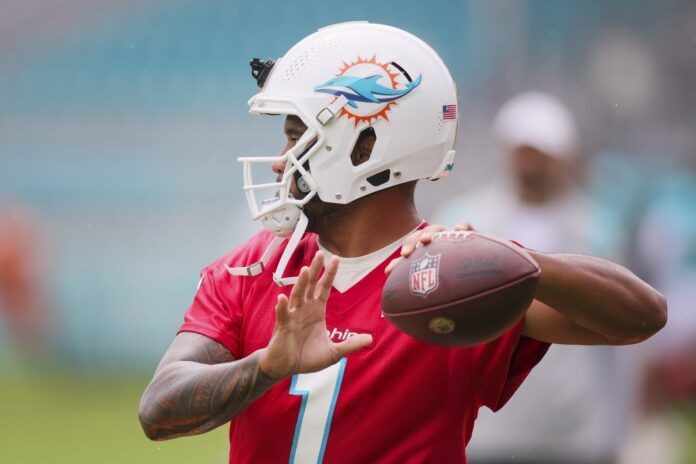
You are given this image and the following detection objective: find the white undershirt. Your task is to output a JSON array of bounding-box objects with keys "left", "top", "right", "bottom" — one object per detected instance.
[{"left": 316, "top": 223, "right": 422, "bottom": 292}]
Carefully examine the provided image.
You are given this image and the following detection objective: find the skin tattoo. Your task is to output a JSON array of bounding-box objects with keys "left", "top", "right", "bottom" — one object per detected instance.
[{"left": 139, "top": 333, "right": 276, "bottom": 440}]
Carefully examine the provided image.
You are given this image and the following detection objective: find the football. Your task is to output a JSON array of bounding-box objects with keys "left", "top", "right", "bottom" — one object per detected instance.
[{"left": 382, "top": 230, "right": 540, "bottom": 347}]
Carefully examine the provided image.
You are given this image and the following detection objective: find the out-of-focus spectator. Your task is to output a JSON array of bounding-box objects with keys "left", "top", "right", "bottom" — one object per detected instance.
[
  {"left": 618, "top": 170, "right": 696, "bottom": 464},
  {"left": 437, "top": 91, "right": 597, "bottom": 253},
  {"left": 634, "top": 171, "right": 696, "bottom": 354},
  {"left": 435, "top": 92, "right": 626, "bottom": 464},
  {"left": 0, "top": 201, "right": 48, "bottom": 358}
]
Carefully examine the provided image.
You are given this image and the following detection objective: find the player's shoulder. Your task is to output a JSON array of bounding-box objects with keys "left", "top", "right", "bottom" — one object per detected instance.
[
  {"left": 201, "top": 229, "right": 276, "bottom": 276},
  {"left": 200, "top": 229, "right": 317, "bottom": 281}
]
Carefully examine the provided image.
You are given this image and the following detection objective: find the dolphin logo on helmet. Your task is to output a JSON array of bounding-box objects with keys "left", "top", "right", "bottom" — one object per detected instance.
[{"left": 314, "top": 74, "right": 422, "bottom": 108}]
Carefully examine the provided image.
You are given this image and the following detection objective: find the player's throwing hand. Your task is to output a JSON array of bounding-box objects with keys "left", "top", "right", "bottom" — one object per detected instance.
[
  {"left": 385, "top": 220, "right": 475, "bottom": 274},
  {"left": 259, "top": 251, "right": 373, "bottom": 380}
]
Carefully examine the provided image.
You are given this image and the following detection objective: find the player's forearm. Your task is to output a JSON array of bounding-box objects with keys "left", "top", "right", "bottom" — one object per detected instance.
[
  {"left": 528, "top": 251, "right": 667, "bottom": 344},
  {"left": 138, "top": 350, "right": 277, "bottom": 440}
]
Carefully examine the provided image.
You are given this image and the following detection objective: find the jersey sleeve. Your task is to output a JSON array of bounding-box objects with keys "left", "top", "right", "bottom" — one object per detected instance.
[
  {"left": 469, "top": 319, "right": 550, "bottom": 412},
  {"left": 178, "top": 230, "right": 274, "bottom": 358},
  {"left": 179, "top": 265, "right": 244, "bottom": 357}
]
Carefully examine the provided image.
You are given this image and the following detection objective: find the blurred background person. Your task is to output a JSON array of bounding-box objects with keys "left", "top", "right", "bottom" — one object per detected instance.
[
  {"left": 437, "top": 92, "right": 595, "bottom": 252},
  {"left": 617, "top": 158, "right": 696, "bottom": 464},
  {"left": 435, "top": 92, "right": 627, "bottom": 464},
  {"left": 0, "top": 200, "right": 49, "bottom": 360}
]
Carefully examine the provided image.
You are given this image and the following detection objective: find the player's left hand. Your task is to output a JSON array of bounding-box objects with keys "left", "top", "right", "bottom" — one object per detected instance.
[
  {"left": 260, "top": 251, "right": 373, "bottom": 380},
  {"left": 385, "top": 220, "right": 475, "bottom": 274}
]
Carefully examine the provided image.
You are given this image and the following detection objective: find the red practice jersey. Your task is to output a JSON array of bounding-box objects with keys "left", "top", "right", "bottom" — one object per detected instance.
[{"left": 180, "top": 229, "right": 549, "bottom": 463}]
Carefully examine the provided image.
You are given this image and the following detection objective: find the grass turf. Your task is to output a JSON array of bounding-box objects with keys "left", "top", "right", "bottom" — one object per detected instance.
[
  {"left": 2, "top": 369, "right": 695, "bottom": 463},
  {"left": 0, "top": 371, "right": 228, "bottom": 464}
]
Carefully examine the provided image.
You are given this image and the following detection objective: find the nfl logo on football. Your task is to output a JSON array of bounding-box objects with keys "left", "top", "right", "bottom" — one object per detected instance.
[{"left": 409, "top": 253, "right": 441, "bottom": 297}]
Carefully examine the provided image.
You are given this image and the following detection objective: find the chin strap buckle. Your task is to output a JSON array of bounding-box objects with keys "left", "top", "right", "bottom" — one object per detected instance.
[
  {"left": 224, "top": 238, "right": 279, "bottom": 277},
  {"left": 244, "top": 261, "right": 265, "bottom": 277},
  {"left": 224, "top": 213, "right": 309, "bottom": 287}
]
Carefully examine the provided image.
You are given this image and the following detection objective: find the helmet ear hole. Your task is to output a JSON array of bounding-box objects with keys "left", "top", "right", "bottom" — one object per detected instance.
[
  {"left": 366, "top": 169, "right": 391, "bottom": 187},
  {"left": 350, "top": 126, "right": 377, "bottom": 166},
  {"left": 293, "top": 160, "right": 313, "bottom": 195}
]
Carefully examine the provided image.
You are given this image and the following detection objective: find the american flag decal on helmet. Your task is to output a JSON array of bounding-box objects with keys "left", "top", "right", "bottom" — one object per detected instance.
[{"left": 442, "top": 104, "right": 457, "bottom": 121}]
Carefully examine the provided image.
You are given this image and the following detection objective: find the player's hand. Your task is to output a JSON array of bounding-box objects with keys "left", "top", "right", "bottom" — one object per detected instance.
[
  {"left": 385, "top": 220, "right": 475, "bottom": 274},
  {"left": 259, "top": 252, "right": 373, "bottom": 380}
]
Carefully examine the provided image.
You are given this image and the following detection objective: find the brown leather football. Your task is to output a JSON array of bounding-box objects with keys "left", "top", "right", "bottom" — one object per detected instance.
[{"left": 382, "top": 230, "right": 540, "bottom": 347}]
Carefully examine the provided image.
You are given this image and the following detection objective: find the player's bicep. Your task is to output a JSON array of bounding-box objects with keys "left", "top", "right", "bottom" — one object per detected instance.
[
  {"left": 522, "top": 299, "right": 612, "bottom": 345},
  {"left": 155, "top": 332, "right": 235, "bottom": 374}
]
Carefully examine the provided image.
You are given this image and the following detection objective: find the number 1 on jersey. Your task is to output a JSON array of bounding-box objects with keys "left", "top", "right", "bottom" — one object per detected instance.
[{"left": 288, "top": 358, "right": 347, "bottom": 464}]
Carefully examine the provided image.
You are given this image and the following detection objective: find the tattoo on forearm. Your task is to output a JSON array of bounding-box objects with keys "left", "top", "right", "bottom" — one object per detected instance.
[{"left": 139, "top": 336, "right": 277, "bottom": 440}]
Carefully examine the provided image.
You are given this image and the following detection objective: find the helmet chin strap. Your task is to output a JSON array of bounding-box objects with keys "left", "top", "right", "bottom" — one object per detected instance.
[
  {"left": 225, "top": 210, "right": 308, "bottom": 287},
  {"left": 271, "top": 212, "right": 308, "bottom": 286}
]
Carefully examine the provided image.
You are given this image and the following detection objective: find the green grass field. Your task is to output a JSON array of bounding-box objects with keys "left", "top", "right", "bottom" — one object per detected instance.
[
  {"left": 0, "top": 370, "right": 228, "bottom": 464},
  {"left": 2, "top": 368, "right": 695, "bottom": 463}
]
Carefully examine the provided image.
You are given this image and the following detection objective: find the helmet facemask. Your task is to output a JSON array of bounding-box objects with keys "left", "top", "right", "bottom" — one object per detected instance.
[
  {"left": 228, "top": 95, "right": 347, "bottom": 286},
  {"left": 238, "top": 109, "right": 322, "bottom": 237}
]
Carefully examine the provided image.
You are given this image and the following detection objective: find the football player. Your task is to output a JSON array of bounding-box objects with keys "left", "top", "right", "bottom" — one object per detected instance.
[{"left": 138, "top": 22, "right": 666, "bottom": 463}]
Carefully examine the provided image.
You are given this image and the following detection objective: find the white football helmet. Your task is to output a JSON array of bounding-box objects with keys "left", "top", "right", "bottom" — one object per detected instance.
[{"left": 228, "top": 21, "right": 458, "bottom": 285}]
